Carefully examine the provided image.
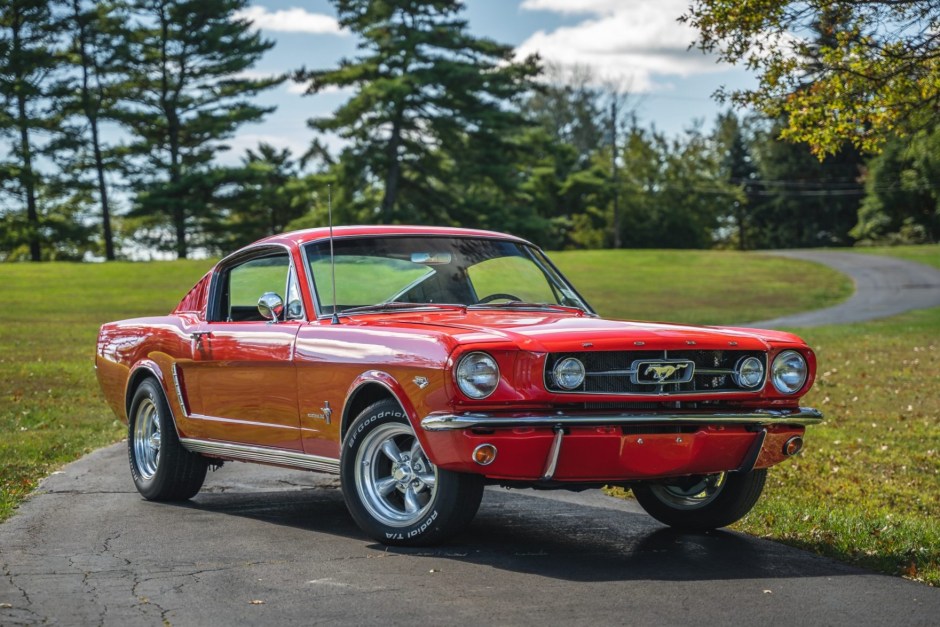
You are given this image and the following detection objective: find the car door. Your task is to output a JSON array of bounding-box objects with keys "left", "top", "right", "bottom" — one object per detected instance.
[{"left": 180, "top": 247, "right": 304, "bottom": 451}]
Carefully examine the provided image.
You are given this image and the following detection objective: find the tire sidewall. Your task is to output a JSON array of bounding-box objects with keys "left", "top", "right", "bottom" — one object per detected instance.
[
  {"left": 341, "top": 401, "right": 458, "bottom": 545},
  {"left": 127, "top": 379, "right": 170, "bottom": 499},
  {"left": 633, "top": 469, "right": 766, "bottom": 530}
]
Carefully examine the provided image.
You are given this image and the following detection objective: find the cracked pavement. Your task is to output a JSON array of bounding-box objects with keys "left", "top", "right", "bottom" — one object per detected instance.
[{"left": 2, "top": 444, "right": 938, "bottom": 626}]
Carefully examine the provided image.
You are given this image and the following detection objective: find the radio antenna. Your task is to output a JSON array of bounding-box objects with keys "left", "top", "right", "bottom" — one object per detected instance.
[{"left": 328, "top": 184, "right": 340, "bottom": 325}]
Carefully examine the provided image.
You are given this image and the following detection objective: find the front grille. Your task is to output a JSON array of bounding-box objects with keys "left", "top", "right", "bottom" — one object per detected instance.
[{"left": 544, "top": 350, "right": 766, "bottom": 395}]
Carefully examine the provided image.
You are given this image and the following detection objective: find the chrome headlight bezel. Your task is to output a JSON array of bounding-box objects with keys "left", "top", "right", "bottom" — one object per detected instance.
[
  {"left": 771, "top": 350, "right": 808, "bottom": 395},
  {"left": 552, "top": 357, "right": 586, "bottom": 390},
  {"left": 733, "top": 355, "right": 765, "bottom": 389},
  {"left": 455, "top": 351, "right": 500, "bottom": 399}
]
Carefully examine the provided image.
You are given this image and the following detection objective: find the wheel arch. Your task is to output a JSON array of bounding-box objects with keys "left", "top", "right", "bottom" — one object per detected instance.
[
  {"left": 125, "top": 361, "right": 183, "bottom": 439},
  {"left": 341, "top": 372, "right": 419, "bottom": 443}
]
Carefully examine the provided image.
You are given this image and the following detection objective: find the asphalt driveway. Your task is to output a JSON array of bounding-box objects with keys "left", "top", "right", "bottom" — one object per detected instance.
[{"left": 2, "top": 444, "right": 938, "bottom": 626}]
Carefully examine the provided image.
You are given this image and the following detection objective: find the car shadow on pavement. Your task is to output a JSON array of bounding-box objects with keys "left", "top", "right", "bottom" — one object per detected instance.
[{"left": 175, "top": 481, "right": 858, "bottom": 584}]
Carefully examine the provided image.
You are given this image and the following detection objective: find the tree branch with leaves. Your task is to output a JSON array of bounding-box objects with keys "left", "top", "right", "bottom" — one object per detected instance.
[{"left": 684, "top": 0, "right": 940, "bottom": 156}]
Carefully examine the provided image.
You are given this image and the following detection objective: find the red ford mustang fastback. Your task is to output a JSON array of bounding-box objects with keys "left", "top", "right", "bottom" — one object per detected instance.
[{"left": 96, "top": 226, "right": 822, "bottom": 545}]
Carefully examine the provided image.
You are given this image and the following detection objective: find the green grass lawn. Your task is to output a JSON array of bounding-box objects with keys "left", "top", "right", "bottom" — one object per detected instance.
[
  {"left": 2, "top": 247, "right": 936, "bottom": 586},
  {"left": 737, "top": 306, "right": 940, "bottom": 586},
  {"left": 693, "top": 244, "right": 937, "bottom": 584},
  {"left": 0, "top": 260, "right": 211, "bottom": 521},
  {"left": 551, "top": 249, "right": 852, "bottom": 324}
]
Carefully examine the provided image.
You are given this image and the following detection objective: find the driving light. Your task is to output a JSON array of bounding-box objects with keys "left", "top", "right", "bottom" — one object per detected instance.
[
  {"left": 733, "top": 356, "right": 764, "bottom": 389},
  {"left": 553, "top": 357, "right": 586, "bottom": 390},
  {"left": 771, "top": 350, "right": 808, "bottom": 394},
  {"left": 456, "top": 352, "right": 499, "bottom": 399}
]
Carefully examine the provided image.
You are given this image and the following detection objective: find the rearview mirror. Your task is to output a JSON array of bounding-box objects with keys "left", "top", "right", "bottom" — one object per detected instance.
[
  {"left": 258, "top": 292, "right": 284, "bottom": 323},
  {"left": 411, "top": 252, "right": 452, "bottom": 265}
]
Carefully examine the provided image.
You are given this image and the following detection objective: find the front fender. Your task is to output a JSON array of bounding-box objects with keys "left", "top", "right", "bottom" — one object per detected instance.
[{"left": 342, "top": 370, "right": 452, "bottom": 459}]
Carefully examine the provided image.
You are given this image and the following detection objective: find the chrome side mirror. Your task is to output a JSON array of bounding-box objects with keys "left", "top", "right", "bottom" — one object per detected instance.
[{"left": 258, "top": 292, "right": 284, "bottom": 323}]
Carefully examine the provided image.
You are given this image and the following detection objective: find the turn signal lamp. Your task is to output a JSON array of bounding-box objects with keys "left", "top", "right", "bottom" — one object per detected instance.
[{"left": 472, "top": 444, "right": 498, "bottom": 466}]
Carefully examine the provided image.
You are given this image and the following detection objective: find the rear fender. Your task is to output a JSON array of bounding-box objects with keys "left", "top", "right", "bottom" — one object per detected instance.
[{"left": 125, "top": 360, "right": 184, "bottom": 439}]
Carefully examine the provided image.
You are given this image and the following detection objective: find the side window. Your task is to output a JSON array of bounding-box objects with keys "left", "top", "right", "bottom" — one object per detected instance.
[{"left": 224, "top": 254, "right": 290, "bottom": 322}]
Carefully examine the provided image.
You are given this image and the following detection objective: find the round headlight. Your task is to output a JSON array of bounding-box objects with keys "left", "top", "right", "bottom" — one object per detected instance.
[
  {"left": 455, "top": 352, "right": 499, "bottom": 399},
  {"left": 734, "top": 356, "right": 764, "bottom": 389},
  {"left": 771, "top": 350, "right": 808, "bottom": 394},
  {"left": 553, "top": 357, "right": 586, "bottom": 390}
]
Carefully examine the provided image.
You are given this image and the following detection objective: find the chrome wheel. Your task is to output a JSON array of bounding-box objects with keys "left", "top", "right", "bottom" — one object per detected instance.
[
  {"left": 354, "top": 422, "right": 438, "bottom": 527},
  {"left": 132, "top": 397, "right": 161, "bottom": 480},
  {"left": 649, "top": 473, "right": 727, "bottom": 510}
]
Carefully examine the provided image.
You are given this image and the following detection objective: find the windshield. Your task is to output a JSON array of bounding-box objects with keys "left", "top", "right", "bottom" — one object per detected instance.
[{"left": 303, "top": 236, "right": 592, "bottom": 316}]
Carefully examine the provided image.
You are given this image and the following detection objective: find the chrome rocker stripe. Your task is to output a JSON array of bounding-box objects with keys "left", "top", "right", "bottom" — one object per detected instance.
[
  {"left": 180, "top": 438, "right": 340, "bottom": 474},
  {"left": 420, "top": 407, "right": 823, "bottom": 431}
]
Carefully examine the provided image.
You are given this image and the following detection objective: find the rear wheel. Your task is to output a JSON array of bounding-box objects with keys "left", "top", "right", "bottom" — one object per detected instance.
[
  {"left": 341, "top": 400, "right": 484, "bottom": 546},
  {"left": 128, "top": 378, "right": 207, "bottom": 501},
  {"left": 632, "top": 469, "right": 766, "bottom": 530}
]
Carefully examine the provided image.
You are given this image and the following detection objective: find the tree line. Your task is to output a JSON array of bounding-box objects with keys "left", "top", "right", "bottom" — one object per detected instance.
[{"left": 1, "top": 0, "right": 937, "bottom": 262}]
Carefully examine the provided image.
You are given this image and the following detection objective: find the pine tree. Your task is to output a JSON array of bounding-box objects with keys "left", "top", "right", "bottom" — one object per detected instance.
[
  {"left": 59, "top": 0, "right": 127, "bottom": 260},
  {"left": 749, "top": 118, "right": 864, "bottom": 248},
  {"left": 119, "top": 0, "right": 281, "bottom": 258},
  {"left": 0, "top": 0, "right": 63, "bottom": 262},
  {"left": 296, "top": 0, "right": 539, "bottom": 225},
  {"left": 208, "top": 144, "right": 313, "bottom": 253}
]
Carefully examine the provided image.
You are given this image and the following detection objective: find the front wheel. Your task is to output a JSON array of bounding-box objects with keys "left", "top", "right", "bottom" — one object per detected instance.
[
  {"left": 128, "top": 378, "right": 207, "bottom": 501},
  {"left": 632, "top": 469, "right": 766, "bottom": 530},
  {"left": 341, "top": 400, "right": 484, "bottom": 546}
]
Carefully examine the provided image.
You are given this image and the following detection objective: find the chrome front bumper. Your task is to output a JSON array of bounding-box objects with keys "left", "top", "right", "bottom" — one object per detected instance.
[{"left": 420, "top": 407, "right": 823, "bottom": 431}]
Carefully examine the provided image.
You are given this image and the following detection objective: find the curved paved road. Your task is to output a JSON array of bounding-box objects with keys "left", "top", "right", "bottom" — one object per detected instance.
[
  {"left": 3, "top": 250, "right": 940, "bottom": 626},
  {"left": 747, "top": 250, "right": 940, "bottom": 328}
]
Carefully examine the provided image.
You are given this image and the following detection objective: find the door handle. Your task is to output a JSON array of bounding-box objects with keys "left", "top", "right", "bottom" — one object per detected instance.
[{"left": 190, "top": 331, "right": 213, "bottom": 341}]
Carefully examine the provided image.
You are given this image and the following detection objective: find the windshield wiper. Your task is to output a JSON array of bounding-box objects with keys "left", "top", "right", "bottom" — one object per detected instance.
[
  {"left": 467, "top": 301, "right": 587, "bottom": 314},
  {"left": 338, "top": 302, "right": 465, "bottom": 316}
]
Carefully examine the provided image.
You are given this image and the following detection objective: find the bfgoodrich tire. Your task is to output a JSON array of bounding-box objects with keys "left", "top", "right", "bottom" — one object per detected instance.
[
  {"left": 632, "top": 469, "right": 767, "bottom": 530},
  {"left": 128, "top": 378, "right": 207, "bottom": 501},
  {"left": 341, "top": 400, "right": 484, "bottom": 546}
]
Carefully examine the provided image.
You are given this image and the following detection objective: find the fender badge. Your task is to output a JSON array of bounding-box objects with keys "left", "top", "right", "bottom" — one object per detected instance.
[
  {"left": 413, "top": 376, "right": 429, "bottom": 389},
  {"left": 307, "top": 401, "right": 332, "bottom": 424}
]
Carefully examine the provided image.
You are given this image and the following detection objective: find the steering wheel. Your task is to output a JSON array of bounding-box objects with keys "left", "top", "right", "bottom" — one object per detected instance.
[{"left": 477, "top": 293, "right": 522, "bottom": 304}]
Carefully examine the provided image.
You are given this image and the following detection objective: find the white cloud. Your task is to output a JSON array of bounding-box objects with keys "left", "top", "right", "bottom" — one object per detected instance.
[
  {"left": 517, "top": 0, "right": 724, "bottom": 92},
  {"left": 234, "top": 6, "right": 346, "bottom": 35},
  {"left": 521, "top": 0, "right": 623, "bottom": 15},
  {"left": 286, "top": 81, "right": 354, "bottom": 96},
  {"left": 286, "top": 80, "right": 308, "bottom": 94},
  {"left": 233, "top": 69, "right": 284, "bottom": 82},
  {"left": 218, "top": 133, "right": 313, "bottom": 165}
]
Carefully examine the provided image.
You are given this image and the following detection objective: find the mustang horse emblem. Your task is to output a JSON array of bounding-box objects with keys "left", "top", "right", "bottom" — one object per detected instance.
[{"left": 644, "top": 363, "right": 690, "bottom": 383}]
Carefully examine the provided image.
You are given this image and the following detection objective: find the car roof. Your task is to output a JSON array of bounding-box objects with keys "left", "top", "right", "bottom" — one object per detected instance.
[{"left": 254, "top": 225, "right": 531, "bottom": 248}]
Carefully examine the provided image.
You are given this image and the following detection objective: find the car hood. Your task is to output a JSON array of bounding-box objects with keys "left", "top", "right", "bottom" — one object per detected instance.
[{"left": 362, "top": 310, "right": 806, "bottom": 354}]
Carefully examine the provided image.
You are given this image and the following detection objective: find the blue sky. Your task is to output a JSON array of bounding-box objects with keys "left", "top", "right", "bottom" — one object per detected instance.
[{"left": 222, "top": 0, "right": 756, "bottom": 165}]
